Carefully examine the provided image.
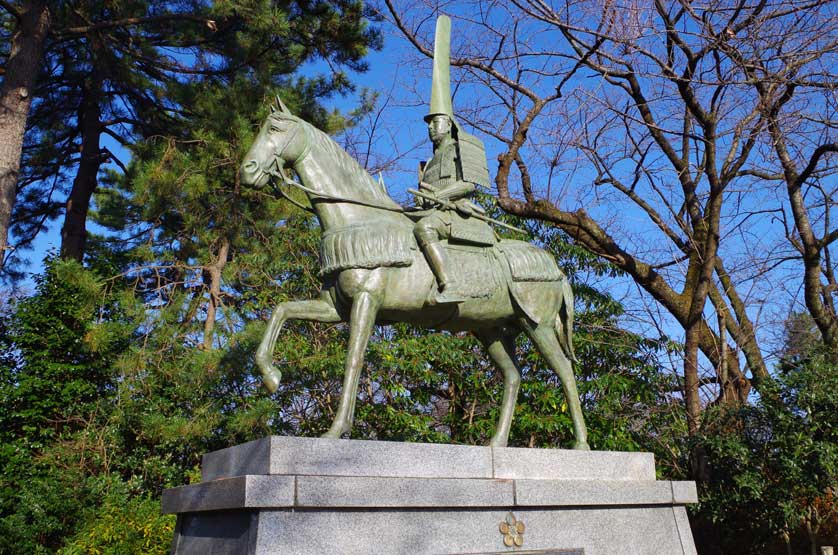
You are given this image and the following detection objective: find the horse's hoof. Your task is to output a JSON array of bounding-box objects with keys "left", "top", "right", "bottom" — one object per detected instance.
[
  {"left": 573, "top": 441, "right": 590, "bottom": 450},
  {"left": 261, "top": 368, "right": 281, "bottom": 393},
  {"left": 322, "top": 423, "right": 351, "bottom": 439},
  {"left": 488, "top": 436, "right": 508, "bottom": 448}
]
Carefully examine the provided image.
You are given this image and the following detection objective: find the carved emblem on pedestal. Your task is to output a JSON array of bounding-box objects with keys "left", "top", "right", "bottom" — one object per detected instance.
[{"left": 499, "top": 512, "right": 525, "bottom": 547}]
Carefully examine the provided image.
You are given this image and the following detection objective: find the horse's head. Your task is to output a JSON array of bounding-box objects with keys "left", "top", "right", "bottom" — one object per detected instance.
[{"left": 240, "top": 96, "right": 308, "bottom": 188}]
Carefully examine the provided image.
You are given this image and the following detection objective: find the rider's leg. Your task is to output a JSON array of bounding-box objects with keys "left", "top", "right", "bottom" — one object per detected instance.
[
  {"left": 422, "top": 241, "right": 454, "bottom": 291},
  {"left": 414, "top": 215, "right": 460, "bottom": 297}
]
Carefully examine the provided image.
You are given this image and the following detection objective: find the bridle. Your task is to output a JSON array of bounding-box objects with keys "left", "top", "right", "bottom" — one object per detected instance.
[{"left": 261, "top": 115, "right": 405, "bottom": 214}]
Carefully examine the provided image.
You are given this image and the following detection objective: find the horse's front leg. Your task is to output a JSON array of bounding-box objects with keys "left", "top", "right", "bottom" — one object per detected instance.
[
  {"left": 256, "top": 293, "right": 341, "bottom": 392},
  {"left": 323, "top": 289, "right": 380, "bottom": 439}
]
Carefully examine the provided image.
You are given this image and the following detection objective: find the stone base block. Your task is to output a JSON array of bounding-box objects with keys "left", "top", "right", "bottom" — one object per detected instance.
[{"left": 163, "top": 437, "right": 698, "bottom": 555}]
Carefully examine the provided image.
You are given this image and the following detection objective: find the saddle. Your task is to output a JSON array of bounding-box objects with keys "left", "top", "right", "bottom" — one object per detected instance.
[
  {"left": 319, "top": 217, "right": 563, "bottom": 300},
  {"left": 448, "top": 206, "right": 497, "bottom": 246},
  {"left": 441, "top": 239, "right": 565, "bottom": 300}
]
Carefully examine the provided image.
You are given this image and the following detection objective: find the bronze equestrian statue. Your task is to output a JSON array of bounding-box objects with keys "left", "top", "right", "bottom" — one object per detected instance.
[{"left": 239, "top": 15, "right": 589, "bottom": 449}]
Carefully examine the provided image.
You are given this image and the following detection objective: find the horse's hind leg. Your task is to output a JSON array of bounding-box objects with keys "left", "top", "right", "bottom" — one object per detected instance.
[
  {"left": 523, "top": 321, "right": 589, "bottom": 450},
  {"left": 256, "top": 293, "right": 341, "bottom": 392},
  {"left": 323, "top": 290, "right": 380, "bottom": 439},
  {"left": 477, "top": 329, "right": 521, "bottom": 448}
]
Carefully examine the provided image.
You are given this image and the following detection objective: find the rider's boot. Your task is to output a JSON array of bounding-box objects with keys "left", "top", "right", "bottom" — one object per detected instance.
[{"left": 422, "top": 241, "right": 467, "bottom": 303}]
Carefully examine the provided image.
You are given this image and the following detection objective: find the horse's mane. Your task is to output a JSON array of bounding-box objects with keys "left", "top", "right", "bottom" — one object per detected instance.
[{"left": 294, "top": 118, "right": 403, "bottom": 211}]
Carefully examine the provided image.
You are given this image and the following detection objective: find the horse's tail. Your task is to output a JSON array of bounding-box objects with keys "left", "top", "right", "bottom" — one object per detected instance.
[{"left": 555, "top": 276, "right": 577, "bottom": 363}]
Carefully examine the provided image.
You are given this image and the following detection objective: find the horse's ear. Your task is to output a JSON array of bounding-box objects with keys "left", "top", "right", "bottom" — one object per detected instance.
[{"left": 275, "top": 94, "right": 290, "bottom": 114}]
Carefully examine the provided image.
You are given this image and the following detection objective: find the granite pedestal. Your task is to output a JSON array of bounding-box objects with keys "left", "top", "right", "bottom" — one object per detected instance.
[{"left": 163, "top": 436, "right": 698, "bottom": 555}]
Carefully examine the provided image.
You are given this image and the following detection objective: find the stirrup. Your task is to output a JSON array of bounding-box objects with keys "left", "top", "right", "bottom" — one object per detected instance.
[{"left": 434, "top": 282, "right": 467, "bottom": 304}]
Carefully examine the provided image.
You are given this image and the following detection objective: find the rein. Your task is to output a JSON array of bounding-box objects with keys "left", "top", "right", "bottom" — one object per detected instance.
[
  {"left": 269, "top": 168, "right": 405, "bottom": 213},
  {"left": 264, "top": 118, "right": 405, "bottom": 213},
  {"left": 267, "top": 168, "right": 317, "bottom": 214}
]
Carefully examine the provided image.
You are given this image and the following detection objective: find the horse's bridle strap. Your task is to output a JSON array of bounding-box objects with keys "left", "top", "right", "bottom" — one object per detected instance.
[
  {"left": 270, "top": 169, "right": 405, "bottom": 213},
  {"left": 267, "top": 116, "right": 404, "bottom": 213},
  {"left": 268, "top": 172, "right": 316, "bottom": 214}
]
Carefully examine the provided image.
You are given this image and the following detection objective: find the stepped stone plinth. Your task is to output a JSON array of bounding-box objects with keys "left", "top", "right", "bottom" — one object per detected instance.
[{"left": 163, "top": 436, "right": 698, "bottom": 555}]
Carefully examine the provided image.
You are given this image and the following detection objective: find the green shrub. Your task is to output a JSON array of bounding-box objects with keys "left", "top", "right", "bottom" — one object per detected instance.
[{"left": 58, "top": 478, "right": 174, "bottom": 555}]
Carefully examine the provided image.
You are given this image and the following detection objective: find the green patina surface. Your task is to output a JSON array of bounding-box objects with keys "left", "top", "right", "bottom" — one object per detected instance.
[{"left": 238, "top": 15, "right": 589, "bottom": 450}]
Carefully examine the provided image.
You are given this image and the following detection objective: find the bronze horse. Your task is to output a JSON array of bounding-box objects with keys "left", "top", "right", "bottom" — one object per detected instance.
[{"left": 240, "top": 101, "right": 588, "bottom": 449}]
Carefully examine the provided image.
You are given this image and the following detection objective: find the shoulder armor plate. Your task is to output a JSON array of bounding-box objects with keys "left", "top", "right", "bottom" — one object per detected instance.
[{"left": 456, "top": 131, "right": 491, "bottom": 188}]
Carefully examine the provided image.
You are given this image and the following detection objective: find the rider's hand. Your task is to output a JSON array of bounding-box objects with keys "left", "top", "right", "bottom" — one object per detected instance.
[{"left": 454, "top": 199, "right": 473, "bottom": 215}]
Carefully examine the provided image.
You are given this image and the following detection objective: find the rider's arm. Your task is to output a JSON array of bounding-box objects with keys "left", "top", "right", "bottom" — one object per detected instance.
[{"left": 434, "top": 181, "right": 475, "bottom": 201}]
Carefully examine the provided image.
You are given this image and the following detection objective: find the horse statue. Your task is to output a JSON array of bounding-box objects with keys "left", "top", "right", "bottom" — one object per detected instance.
[{"left": 239, "top": 99, "right": 589, "bottom": 449}]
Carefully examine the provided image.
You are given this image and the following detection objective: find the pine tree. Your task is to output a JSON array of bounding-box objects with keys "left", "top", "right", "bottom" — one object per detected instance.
[{"left": 1, "top": 0, "right": 380, "bottom": 272}]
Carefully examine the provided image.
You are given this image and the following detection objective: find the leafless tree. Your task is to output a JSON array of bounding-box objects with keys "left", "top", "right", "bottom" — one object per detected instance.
[{"left": 381, "top": 0, "right": 838, "bottom": 434}]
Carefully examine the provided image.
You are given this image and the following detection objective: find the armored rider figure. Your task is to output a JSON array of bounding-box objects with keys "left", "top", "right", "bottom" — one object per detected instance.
[{"left": 414, "top": 15, "right": 491, "bottom": 303}]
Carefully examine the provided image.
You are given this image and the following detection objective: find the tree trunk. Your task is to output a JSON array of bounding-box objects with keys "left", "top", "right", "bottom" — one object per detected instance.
[
  {"left": 709, "top": 262, "right": 767, "bottom": 389},
  {"left": 203, "top": 238, "right": 230, "bottom": 350},
  {"left": 683, "top": 325, "right": 702, "bottom": 435},
  {"left": 805, "top": 518, "right": 818, "bottom": 555},
  {"left": 60, "top": 70, "right": 102, "bottom": 261},
  {"left": 0, "top": 0, "right": 50, "bottom": 268},
  {"left": 752, "top": 69, "right": 838, "bottom": 348},
  {"left": 781, "top": 143, "right": 838, "bottom": 349},
  {"left": 783, "top": 530, "right": 793, "bottom": 555}
]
